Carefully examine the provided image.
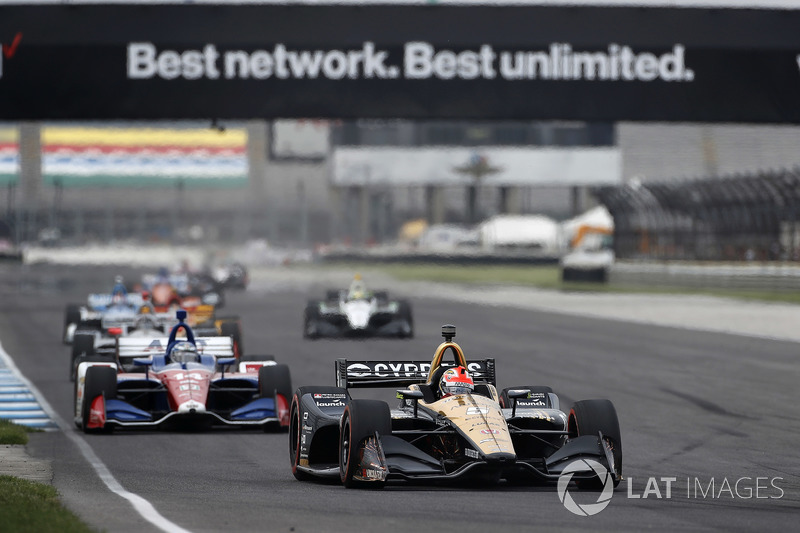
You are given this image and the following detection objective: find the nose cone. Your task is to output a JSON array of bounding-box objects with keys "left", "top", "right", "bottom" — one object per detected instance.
[
  {"left": 484, "top": 452, "right": 516, "bottom": 464},
  {"left": 177, "top": 400, "right": 206, "bottom": 414},
  {"left": 345, "top": 301, "right": 371, "bottom": 329}
]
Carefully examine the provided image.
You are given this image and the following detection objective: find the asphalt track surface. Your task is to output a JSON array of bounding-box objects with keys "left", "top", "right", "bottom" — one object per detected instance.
[{"left": 1, "top": 263, "right": 798, "bottom": 533}]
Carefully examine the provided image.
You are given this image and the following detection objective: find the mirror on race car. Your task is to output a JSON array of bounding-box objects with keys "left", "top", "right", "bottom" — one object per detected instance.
[
  {"left": 217, "top": 357, "right": 236, "bottom": 377},
  {"left": 396, "top": 389, "right": 424, "bottom": 400},
  {"left": 397, "top": 389, "right": 424, "bottom": 416},
  {"left": 506, "top": 389, "right": 531, "bottom": 417}
]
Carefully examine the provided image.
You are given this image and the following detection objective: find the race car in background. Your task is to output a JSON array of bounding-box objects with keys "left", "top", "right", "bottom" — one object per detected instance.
[
  {"left": 74, "top": 310, "right": 291, "bottom": 433},
  {"left": 208, "top": 260, "right": 248, "bottom": 290},
  {"left": 303, "top": 275, "right": 413, "bottom": 339},
  {"left": 62, "top": 276, "right": 146, "bottom": 344},
  {"left": 69, "top": 297, "right": 245, "bottom": 380},
  {"left": 289, "top": 324, "right": 622, "bottom": 489},
  {"left": 141, "top": 268, "right": 225, "bottom": 310}
]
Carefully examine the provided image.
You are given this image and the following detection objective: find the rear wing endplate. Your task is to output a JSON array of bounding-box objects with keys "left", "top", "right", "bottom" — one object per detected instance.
[{"left": 335, "top": 358, "right": 496, "bottom": 389}]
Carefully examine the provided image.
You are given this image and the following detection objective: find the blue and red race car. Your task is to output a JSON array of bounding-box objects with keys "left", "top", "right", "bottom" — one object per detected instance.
[{"left": 74, "top": 310, "right": 290, "bottom": 432}]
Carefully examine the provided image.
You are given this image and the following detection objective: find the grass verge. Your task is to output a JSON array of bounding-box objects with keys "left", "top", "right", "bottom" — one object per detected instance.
[
  {"left": 317, "top": 263, "right": 800, "bottom": 305},
  {"left": 0, "top": 418, "right": 30, "bottom": 445},
  {"left": 0, "top": 421, "right": 98, "bottom": 533},
  {"left": 0, "top": 475, "right": 99, "bottom": 533}
]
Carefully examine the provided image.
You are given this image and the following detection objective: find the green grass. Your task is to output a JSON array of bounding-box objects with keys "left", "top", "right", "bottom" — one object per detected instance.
[
  {"left": 0, "top": 421, "right": 97, "bottom": 533},
  {"left": 315, "top": 263, "right": 800, "bottom": 305},
  {"left": 0, "top": 476, "right": 99, "bottom": 533},
  {"left": 0, "top": 418, "right": 30, "bottom": 445}
]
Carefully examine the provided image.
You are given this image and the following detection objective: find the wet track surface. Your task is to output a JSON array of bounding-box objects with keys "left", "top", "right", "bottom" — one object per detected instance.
[{"left": 0, "top": 263, "right": 798, "bottom": 532}]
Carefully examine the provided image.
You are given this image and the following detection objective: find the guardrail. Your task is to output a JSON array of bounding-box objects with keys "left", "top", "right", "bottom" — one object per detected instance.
[{"left": 610, "top": 260, "right": 800, "bottom": 290}]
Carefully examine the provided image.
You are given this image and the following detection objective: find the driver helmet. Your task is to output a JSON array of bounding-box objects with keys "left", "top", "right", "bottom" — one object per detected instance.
[
  {"left": 439, "top": 366, "right": 474, "bottom": 397},
  {"left": 134, "top": 314, "right": 159, "bottom": 330},
  {"left": 169, "top": 341, "right": 199, "bottom": 364},
  {"left": 348, "top": 274, "right": 367, "bottom": 300}
]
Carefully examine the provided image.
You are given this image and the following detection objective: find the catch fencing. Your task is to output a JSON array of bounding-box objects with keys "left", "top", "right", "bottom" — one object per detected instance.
[{"left": 594, "top": 169, "right": 800, "bottom": 262}]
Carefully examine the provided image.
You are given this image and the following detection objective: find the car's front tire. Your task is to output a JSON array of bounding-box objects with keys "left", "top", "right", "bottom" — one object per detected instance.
[
  {"left": 81, "top": 365, "right": 117, "bottom": 434},
  {"left": 339, "top": 399, "right": 391, "bottom": 489},
  {"left": 568, "top": 399, "right": 622, "bottom": 487}
]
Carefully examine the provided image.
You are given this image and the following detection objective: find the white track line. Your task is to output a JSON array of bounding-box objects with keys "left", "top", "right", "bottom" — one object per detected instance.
[{"left": 0, "top": 339, "right": 193, "bottom": 533}]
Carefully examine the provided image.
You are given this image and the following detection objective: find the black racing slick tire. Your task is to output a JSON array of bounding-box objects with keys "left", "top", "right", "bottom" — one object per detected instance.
[
  {"left": 397, "top": 300, "right": 414, "bottom": 339},
  {"left": 303, "top": 302, "right": 320, "bottom": 339},
  {"left": 259, "top": 364, "right": 292, "bottom": 401},
  {"left": 259, "top": 364, "right": 292, "bottom": 432},
  {"left": 81, "top": 365, "right": 117, "bottom": 434},
  {"left": 325, "top": 290, "right": 340, "bottom": 302},
  {"left": 72, "top": 354, "right": 115, "bottom": 384},
  {"left": 568, "top": 399, "right": 622, "bottom": 487},
  {"left": 289, "top": 386, "right": 350, "bottom": 482},
  {"left": 70, "top": 333, "right": 96, "bottom": 381},
  {"left": 220, "top": 321, "right": 243, "bottom": 359},
  {"left": 499, "top": 385, "right": 554, "bottom": 409},
  {"left": 289, "top": 393, "right": 314, "bottom": 481},
  {"left": 339, "top": 399, "right": 391, "bottom": 489},
  {"left": 63, "top": 304, "right": 81, "bottom": 344}
]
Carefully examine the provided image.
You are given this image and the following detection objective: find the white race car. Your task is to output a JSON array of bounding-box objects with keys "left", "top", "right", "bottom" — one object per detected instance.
[{"left": 303, "top": 276, "right": 413, "bottom": 339}]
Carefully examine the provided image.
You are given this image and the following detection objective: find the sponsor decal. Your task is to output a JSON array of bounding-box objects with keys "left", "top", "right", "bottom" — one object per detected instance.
[
  {"left": 344, "top": 361, "right": 488, "bottom": 379},
  {"left": 303, "top": 411, "right": 308, "bottom": 420},
  {"left": 480, "top": 429, "right": 500, "bottom": 435},
  {"left": 516, "top": 409, "right": 554, "bottom": 421},
  {"left": 466, "top": 407, "right": 489, "bottom": 415},
  {"left": 313, "top": 393, "right": 346, "bottom": 399},
  {"left": 127, "top": 41, "right": 694, "bottom": 84},
  {"left": 315, "top": 401, "right": 345, "bottom": 407},
  {"left": 302, "top": 425, "right": 313, "bottom": 432},
  {"left": 464, "top": 448, "right": 479, "bottom": 460}
]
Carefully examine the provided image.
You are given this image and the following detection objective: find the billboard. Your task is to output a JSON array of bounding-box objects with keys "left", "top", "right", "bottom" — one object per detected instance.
[
  {"left": 0, "top": 126, "right": 248, "bottom": 187},
  {"left": 2, "top": 4, "right": 800, "bottom": 122}
]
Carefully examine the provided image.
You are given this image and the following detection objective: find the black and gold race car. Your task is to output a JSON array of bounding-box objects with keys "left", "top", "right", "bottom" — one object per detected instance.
[{"left": 288, "top": 324, "right": 622, "bottom": 489}]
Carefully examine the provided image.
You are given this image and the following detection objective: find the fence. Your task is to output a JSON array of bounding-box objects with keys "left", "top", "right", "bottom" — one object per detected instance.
[{"left": 593, "top": 169, "right": 800, "bottom": 262}]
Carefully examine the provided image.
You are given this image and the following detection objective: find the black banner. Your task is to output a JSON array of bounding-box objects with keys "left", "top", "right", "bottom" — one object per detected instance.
[{"left": 2, "top": 4, "right": 800, "bottom": 122}]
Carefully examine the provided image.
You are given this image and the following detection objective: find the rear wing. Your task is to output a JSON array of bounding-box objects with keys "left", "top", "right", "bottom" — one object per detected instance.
[
  {"left": 118, "top": 336, "right": 235, "bottom": 360},
  {"left": 335, "top": 358, "right": 496, "bottom": 389},
  {"left": 88, "top": 292, "right": 144, "bottom": 309}
]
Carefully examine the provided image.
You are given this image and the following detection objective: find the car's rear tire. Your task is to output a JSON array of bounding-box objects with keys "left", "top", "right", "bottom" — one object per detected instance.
[
  {"left": 220, "top": 321, "right": 243, "bottom": 359},
  {"left": 72, "top": 353, "right": 115, "bottom": 383},
  {"left": 259, "top": 364, "right": 292, "bottom": 400},
  {"left": 304, "top": 302, "right": 320, "bottom": 339},
  {"left": 568, "top": 399, "right": 622, "bottom": 487},
  {"left": 70, "top": 333, "right": 96, "bottom": 381},
  {"left": 397, "top": 300, "right": 414, "bottom": 339},
  {"left": 81, "top": 365, "right": 117, "bottom": 434},
  {"left": 339, "top": 399, "right": 391, "bottom": 489},
  {"left": 259, "top": 364, "right": 292, "bottom": 432},
  {"left": 63, "top": 304, "right": 81, "bottom": 344}
]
